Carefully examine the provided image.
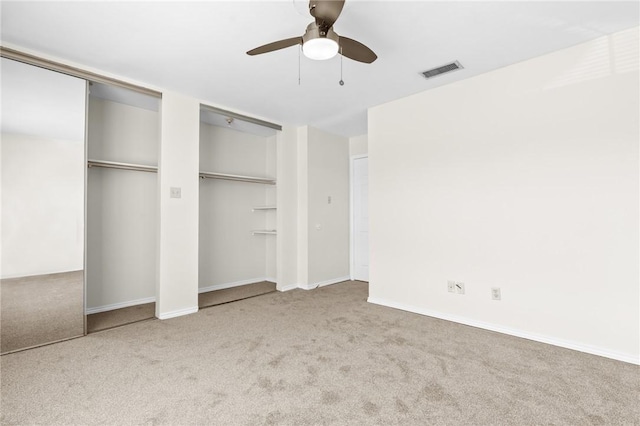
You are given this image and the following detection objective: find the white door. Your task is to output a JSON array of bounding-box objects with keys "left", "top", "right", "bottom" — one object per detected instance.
[{"left": 353, "top": 157, "right": 369, "bottom": 281}]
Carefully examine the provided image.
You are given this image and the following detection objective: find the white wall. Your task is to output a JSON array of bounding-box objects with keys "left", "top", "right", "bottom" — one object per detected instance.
[
  {"left": 157, "top": 92, "right": 200, "bottom": 319},
  {"left": 368, "top": 28, "right": 639, "bottom": 363},
  {"left": 199, "top": 123, "right": 275, "bottom": 289},
  {"left": 276, "top": 126, "right": 299, "bottom": 290},
  {"left": 296, "top": 127, "right": 309, "bottom": 287},
  {"left": 349, "top": 134, "right": 368, "bottom": 157},
  {"left": 306, "top": 126, "right": 351, "bottom": 286},
  {"left": 86, "top": 97, "right": 158, "bottom": 310},
  {"left": 295, "top": 126, "right": 350, "bottom": 288}
]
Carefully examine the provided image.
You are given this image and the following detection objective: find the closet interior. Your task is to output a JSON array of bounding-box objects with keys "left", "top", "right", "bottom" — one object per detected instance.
[
  {"left": 198, "top": 106, "right": 278, "bottom": 307},
  {"left": 85, "top": 82, "right": 160, "bottom": 332}
]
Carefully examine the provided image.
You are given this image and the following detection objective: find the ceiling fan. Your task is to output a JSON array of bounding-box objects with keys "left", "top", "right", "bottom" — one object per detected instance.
[{"left": 246, "top": 0, "right": 377, "bottom": 63}]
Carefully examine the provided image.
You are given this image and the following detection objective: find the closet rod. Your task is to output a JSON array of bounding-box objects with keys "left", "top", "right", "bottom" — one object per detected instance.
[
  {"left": 199, "top": 171, "right": 275, "bottom": 185},
  {"left": 88, "top": 160, "right": 158, "bottom": 173}
]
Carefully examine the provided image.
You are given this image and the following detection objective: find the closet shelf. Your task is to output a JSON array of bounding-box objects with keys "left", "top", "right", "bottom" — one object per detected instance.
[
  {"left": 88, "top": 159, "right": 158, "bottom": 173},
  {"left": 252, "top": 230, "right": 277, "bottom": 235},
  {"left": 252, "top": 206, "right": 277, "bottom": 211},
  {"left": 199, "top": 171, "right": 275, "bottom": 185}
]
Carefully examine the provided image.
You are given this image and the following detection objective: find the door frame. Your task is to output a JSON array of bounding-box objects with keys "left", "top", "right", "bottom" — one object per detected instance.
[{"left": 349, "top": 154, "right": 368, "bottom": 281}]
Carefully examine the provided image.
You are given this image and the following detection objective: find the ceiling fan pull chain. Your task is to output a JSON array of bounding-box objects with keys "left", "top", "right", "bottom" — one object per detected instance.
[
  {"left": 339, "top": 46, "right": 344, "bottom": 86},
  {"left": 298, "top": 44, "right": 301, "bottom": 86}
]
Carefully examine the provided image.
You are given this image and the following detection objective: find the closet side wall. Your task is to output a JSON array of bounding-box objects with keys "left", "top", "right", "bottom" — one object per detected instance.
[
  {"left": 275, "top": 125, "right": 299, "bottom": 290},
  {"left": 86, "top": 97, "right": 158, "bottom": 310},
  {"left": 265, "top": 135, "right": 277, "bottom": 282}
]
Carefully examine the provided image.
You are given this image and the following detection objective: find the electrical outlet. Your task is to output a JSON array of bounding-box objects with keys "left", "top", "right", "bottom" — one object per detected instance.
[
  {"left": 491, "top": 287, "right": 501, "bottom": 300},
  {"left": 447, "top": 280, "right": 456, "bottom": 293},
  {"left": 455, "top": 282, "right": 465, "bottom": 294}
]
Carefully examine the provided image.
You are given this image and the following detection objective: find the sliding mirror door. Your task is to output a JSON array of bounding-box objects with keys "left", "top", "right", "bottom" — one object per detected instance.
[{"left": 1, "top": 58, "right": 87, "bottom": 353}]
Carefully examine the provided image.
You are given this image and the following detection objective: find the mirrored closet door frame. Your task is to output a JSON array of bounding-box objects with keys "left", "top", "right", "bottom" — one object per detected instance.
[{"left": 1, "top": 57, "right": 86, "bottom": 353}]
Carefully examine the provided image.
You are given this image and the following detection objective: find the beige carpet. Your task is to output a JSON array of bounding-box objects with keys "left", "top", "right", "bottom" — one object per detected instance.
[
  {"left": 1, "top": 271, "right": 84, "bottom": 354},
  {"left": 1, "top": 281, "right": 637, "bottom": 425},
  {"left": 199, "top": 281, "right": 276, "bottom": 308}
]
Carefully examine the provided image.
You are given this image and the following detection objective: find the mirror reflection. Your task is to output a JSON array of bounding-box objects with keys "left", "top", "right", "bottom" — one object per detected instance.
[{"left": 1, "top": 58, "right": 86, "bottom": 353}]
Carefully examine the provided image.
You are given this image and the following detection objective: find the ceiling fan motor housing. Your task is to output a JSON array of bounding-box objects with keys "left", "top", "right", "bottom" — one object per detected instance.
[{"left": 303, "top": 22, "right": 338, "bottom": 45}]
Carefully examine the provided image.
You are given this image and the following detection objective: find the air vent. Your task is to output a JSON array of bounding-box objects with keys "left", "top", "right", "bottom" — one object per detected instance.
[{"left": 421, "top": 61, "right": 463, "bottom": 79}]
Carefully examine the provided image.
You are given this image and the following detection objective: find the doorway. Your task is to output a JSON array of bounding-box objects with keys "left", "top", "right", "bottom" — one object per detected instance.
[{"left": 350, "top": 155, "right": 369, "bottom": 282}]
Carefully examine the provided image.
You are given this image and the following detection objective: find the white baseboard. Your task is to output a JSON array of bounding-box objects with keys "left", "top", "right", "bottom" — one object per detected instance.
[
  {"left": 198, "top": 277, "right": 271, "bottom": 294},
  {"left": 278, "top": 283, "right": 299, "bottom": 292},
  {"left": 298, "top": 283, "right": 314, "bottom": 290},
  {"left": 367, "top": 296, "right": 639, "bottom": 365},
  {"left": 85, "top": 296, "right": 156, "bottom": 315},
  {"left": 299, "top": 276, "right": 351, "bottom": 290},
  {"left": 157, "top": 306, "right": 198, "bottom": 320}
]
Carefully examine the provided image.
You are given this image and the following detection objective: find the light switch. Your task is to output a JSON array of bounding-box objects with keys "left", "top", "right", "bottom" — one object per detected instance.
[
  {"left": 328, "top": 196, "right": 332, "bottom": 204},
  {"left": 170, "top": 187, "right": 181, "bottom": 199}
]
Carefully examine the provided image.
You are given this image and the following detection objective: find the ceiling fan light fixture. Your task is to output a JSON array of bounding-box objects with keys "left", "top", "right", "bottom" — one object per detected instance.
[
  {"left": 303, "top": 37, "right": 339, "bottom": 60},
  {"left": 301, "top": 22, "right": 339, "bottom": 61}
]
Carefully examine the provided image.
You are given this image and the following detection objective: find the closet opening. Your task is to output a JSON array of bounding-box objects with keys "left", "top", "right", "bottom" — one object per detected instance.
[
  {"left": 198, "top": 106, "right": 278, "bottom": 309},
  {"left": 85, "top": 82, "right": 160, "bottom": 333}
]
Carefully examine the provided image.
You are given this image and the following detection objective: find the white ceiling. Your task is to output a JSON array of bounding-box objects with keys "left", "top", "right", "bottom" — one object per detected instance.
[{"left": 1, "top": 1, "right": 638, "bottom": 137}]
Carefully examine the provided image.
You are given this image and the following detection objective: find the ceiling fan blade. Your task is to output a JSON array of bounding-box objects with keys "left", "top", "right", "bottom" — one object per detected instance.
[
  {"left": 309, "top": 0, "right": 345, "bottom": 28},
  {"left": 338, "top": 36, "right": 377, "bottom": 64},
  {"left": 246, "top": 37, "right": 302, "bottom": 56}
]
